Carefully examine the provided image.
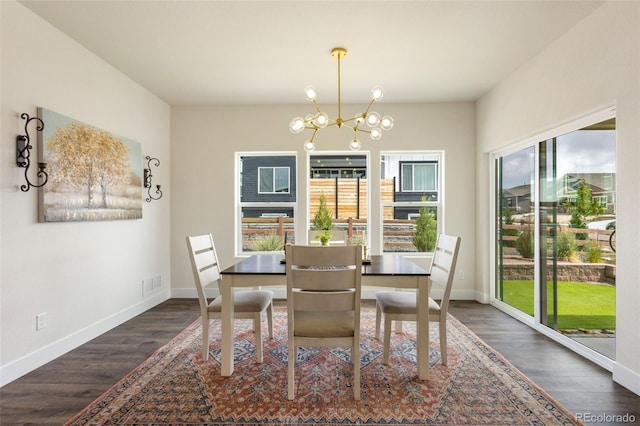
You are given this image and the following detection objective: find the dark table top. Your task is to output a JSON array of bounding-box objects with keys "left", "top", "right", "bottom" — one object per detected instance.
[{"left": 221, "top": 253, "right": 429, "bottom": 276}]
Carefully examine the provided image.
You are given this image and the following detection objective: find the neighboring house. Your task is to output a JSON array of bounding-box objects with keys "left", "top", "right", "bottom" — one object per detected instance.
[
  {"left": 309, "top": 154, "right": 367, "bottom": 179},
  {"left": 502, "top": 184, "right": 533, "bottom": 213},
  {"left": 240, "top": 155, "right": 296, "bottom": 218},
  {"left": 383, "top": 158, "right": 440, "bottom": 220},
  {"left": 558, "top": 173, "right": 616, "bottom": 214},
  {"left": 501, "top": 172, "right": 616, "bottom": 215}
]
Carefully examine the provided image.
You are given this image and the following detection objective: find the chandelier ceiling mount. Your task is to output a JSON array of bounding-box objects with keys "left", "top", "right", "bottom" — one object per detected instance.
[{"left": 289, "top": 47, "right": 394, "bottom": 151}]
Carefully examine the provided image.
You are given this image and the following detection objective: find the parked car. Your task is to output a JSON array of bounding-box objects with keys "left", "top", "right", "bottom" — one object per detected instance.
[{"left": 587, "top": 219, "right": 616, "bottom": 230}]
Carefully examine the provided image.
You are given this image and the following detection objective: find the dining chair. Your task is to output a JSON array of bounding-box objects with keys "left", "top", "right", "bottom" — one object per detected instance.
[
  {"left": 186, "top": 233, "right": 273, "bottom": 362},
  {"left": 375, "top": 234, "right": 461, "bottom": 366},
  {"left": 285, "top": 244, "right": 362, "bottom": 400}
]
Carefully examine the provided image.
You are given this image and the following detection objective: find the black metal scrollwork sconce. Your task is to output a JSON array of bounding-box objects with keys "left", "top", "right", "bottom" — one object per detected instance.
[
  {"left": 143, "top": 156, "right": 162, "bottom": 202},
  {"left": 16, "top": 113, "right": 48, "bottom": 192}
]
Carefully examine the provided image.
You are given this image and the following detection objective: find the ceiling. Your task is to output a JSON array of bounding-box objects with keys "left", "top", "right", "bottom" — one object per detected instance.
[{"left": 20, "top": 0, "right": 604, "bottom": 106}]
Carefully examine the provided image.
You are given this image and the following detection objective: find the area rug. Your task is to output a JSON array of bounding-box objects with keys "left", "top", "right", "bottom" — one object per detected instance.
[{"left": 66, "top": 301, "right": 581, "bottom": 425}]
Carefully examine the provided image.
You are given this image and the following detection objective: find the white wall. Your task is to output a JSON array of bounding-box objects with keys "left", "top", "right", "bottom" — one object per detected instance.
[
  {"left": 170, "top": 103, "right": 476, "bottom": 300},
  {"left": 0, "top": 1, "right": 171, "bottom": 385},
  {"left": 476, "top": 2, "right": 640, "bottom": 395}
]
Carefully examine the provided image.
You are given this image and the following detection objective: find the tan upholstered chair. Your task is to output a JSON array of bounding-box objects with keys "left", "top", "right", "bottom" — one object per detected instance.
[
  {"left": 186, "top": 233, "right": 273, "bottom": 362},
  {"left": 375, "top": 234, "right": 461, "bottom": 365},
  {"left": 285, "top": 244, "right": 362, "bottom": 400}
]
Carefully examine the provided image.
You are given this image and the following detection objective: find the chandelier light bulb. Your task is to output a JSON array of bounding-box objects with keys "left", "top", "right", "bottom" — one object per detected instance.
[
  {"left": 370, "top": 128, "right": 382, "bottom": 140},
  {"left": 289, "top": 117, "right": 305, "bottom": 133},
  {"left": 350, "top": 138, "right": 362, "bottom": 151},
  {"left": 366, "top": 112, "right": 381, "bottom": 128},
  {"left": 314, "top": 112, "right": 329, "bottom": 128},
  {"left": 304, "top": 86, "right": 317, "bottom": 101},
  {"left": 371, "top": 86, "right": 384, "bottom": 101},
  {"left": 380, "top": 116, "right": 394, "bottom": 130},
  {"left": 304, "top": 140, "right": 316, "bottom": 152}
]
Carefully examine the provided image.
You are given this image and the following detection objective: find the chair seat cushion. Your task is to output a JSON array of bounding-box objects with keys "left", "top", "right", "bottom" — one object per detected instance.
[
  {"left": 208, "top": 290, "right": 273, "bottom": 313},
  {"left": 376, "top": 291, "right": 440, "bottom": 315},
  {"left": 293, "top": 311, "right": 355, "bottom": 338}
]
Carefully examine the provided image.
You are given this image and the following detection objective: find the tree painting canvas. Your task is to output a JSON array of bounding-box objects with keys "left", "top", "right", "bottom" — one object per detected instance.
[{"left": 37, "top": 108, "right": 143, "bottom": 222}]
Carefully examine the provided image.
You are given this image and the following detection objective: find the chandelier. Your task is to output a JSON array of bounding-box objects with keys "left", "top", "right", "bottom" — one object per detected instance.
[{"left": 289, "top": 47, "right": 394, "bottom": 151}]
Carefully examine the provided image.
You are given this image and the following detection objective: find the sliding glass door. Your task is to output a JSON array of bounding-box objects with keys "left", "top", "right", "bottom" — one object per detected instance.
[
  {"left": 495, "top": 116, "right": 616, "bottom": 361},
  {"left": 496, "top": 147, "right": 535, "bottom": 316}
]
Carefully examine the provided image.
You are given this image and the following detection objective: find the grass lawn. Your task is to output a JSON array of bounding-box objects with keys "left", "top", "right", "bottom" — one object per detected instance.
[{"left": 501, "top": 280, "right": 616, "bottom": 330}]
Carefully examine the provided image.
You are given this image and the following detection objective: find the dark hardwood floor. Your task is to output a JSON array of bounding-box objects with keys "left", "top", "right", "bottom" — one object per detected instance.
[{"left": 1, "top": 299, "right": 638, "bottom": 425}]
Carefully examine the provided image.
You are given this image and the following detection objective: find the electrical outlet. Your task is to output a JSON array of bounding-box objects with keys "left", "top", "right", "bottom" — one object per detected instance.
[
  {"left": 152, "top": 275, "right": 161, "bottom": 290},
  {"left": 36, "top": 313, "right": 47, "bottom": 330},
  {"left": 458, "top": 269, "right": 465, "bottom": 280}
]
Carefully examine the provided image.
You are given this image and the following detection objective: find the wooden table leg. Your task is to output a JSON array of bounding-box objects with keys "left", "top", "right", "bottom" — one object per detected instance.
[
  {"left": 220, "top": 277, "right": 235, "bottom": 376},
  {"left": 416, "top": 275, "right": 430, "bottom": 380}
]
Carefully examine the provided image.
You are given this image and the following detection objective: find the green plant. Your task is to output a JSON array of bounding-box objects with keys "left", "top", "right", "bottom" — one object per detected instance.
[
  {"left": 312, "top": 193, "right": 334, "bottom": 231},
  {"left": 515, "top": 226, "right": 534, "bottom": 258},
  {"left": 586, "top": 241, "right": 603, "bottom": 263},
  {"left": 312, "top": 194, "right": 334, "bottom": 245},
  {"left": 349, "top": 231, "right": 366, "bottom": 246},
  {"left": 412, "top": 203, "right": 437, "bottom": 252},
  {"left": 563, "top": 179, "right": 605, "bottom": 240},
  {"left": 557, "top": 231, "right": 578, "bottom": 262},
  {"left": 316, "top": 230, "right": 332, "bottom": 246},
  {"left": 252, "top": 234, "right": 283, "bottom": 252}
]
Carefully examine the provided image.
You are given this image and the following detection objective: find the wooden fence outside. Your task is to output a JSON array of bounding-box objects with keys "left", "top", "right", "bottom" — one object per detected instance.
[
  {"left": 241, "top": 216, "right": 420, "bottom": 252},
  {"left": 501, "top": 223, "right": 615, "bottom": 256},
  {"left": 242, "top": 177, "right": 425, "bottom": 252},
  {"left": 309, "top": 178, "right": 396, "bottom": 220}
]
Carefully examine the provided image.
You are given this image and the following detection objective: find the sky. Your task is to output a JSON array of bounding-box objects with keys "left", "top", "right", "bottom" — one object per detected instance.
[{"left": 501, "top": 129, "right": 616, "bottom": 189}]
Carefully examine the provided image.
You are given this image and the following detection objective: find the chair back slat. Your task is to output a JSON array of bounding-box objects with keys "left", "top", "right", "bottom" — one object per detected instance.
[
  {"left": 186, "top": 234, "right": 222, "bottom": 313},
  {"left": 289, "top": 267, "right": 358, "bottom": 291},
  {"left": 292, "top": 289, "right": 356, "bottom": 312},
  {"left": 430, "top": 234, "right": 461, "bottom": 310}
]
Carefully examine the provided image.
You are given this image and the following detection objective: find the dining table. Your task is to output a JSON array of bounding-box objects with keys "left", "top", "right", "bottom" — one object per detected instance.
[{"left": 220, "top": 253, "right": 432, "bottom": 379}]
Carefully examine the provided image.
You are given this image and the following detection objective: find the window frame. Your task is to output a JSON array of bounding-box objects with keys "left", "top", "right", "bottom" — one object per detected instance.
[
  {"left": 306, "top": 152, "right": 370, "bottom": 246},
  {"left": 236, "top": 152, "right": 297, "bottom": 257},
  {"left": 258, "top": 166, "right": 291, "bottom": 194},
  {"left": 380, "top": 151, "right": 444, "bottom": 255},
  {"left": 400, "top": 161, "right": 438, "bottom": 193}
]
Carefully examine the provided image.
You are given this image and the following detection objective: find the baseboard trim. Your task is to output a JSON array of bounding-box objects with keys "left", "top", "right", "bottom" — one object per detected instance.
[
  {"left": 0, "top": 291, "right": 170, "bottom": 387},
  {"left": 613, "top": 362, "right": 640, "bottom": 396}
]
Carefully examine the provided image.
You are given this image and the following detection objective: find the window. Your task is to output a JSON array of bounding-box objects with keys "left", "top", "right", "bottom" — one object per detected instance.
[
  {"left": 401, "top": 162, "right": 438, "bottom": 193},
  {"left": 308, "top": 154, "right": 368, "bottom": 244},
  {"left": 258, "top": 167, "right": 290, "bottom": 194},
  {"left": 237, "top": 154, "right": 297, "bottom": 255},
  {"left": 381, "top": 153, "right": 442, "bottom": 253}
]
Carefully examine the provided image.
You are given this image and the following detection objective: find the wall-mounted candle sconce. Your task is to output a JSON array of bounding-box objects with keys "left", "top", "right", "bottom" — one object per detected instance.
[
  {"left": 16, "top": 112, "right": 48, "bottom": 192},
  {"left": 143, "top": 156, "right": 162, "bottom": 202}
]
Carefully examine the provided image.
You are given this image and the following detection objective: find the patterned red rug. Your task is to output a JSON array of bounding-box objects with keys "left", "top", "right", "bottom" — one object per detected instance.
[{"left": 66, "top": 301, "right": 580, "bottom": 425}]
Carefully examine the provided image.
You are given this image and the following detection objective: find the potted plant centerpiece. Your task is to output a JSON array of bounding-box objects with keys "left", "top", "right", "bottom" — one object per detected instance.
[{"left": 312, "top": 193, "right": 334, "bottom": 246}]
